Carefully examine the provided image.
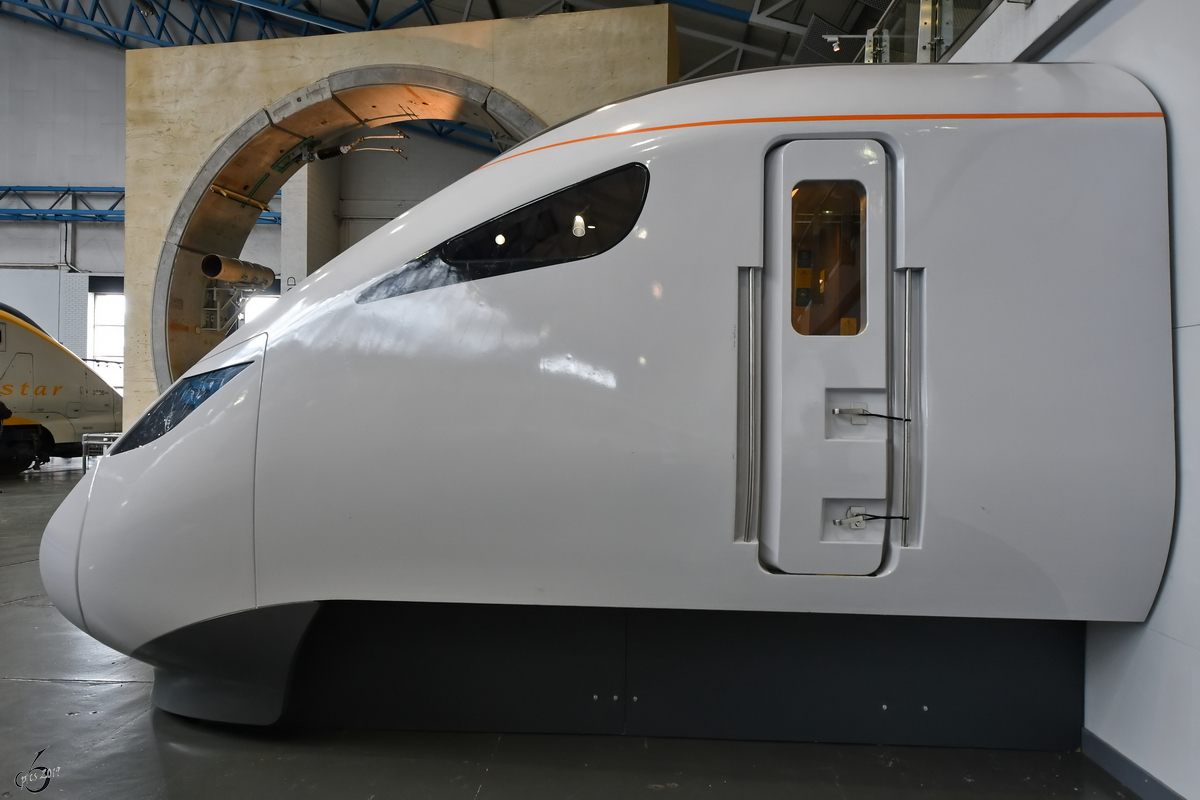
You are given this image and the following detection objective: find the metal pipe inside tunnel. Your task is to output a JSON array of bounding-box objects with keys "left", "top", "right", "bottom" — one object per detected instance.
[{"left": 201, "top": 255, "right": 277, "bottom": 287}]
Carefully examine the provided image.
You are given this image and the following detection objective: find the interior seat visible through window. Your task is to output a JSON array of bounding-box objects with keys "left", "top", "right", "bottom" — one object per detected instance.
[{"left": 358, "top": 162, "right": 650, "bottom": 304}]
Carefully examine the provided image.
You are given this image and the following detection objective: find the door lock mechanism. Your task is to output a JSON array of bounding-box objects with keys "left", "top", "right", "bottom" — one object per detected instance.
[
  {"left": 834, "top": 507, "right": 868, "bottom": 529},
  {"left": 833, "top": 506, "right": 909, "bottom": 529},
  {"left": 832, "top": 403, "right": 870, "bottom": 425},
  {"left": 832, "top": 403, "right": 910, "bottom": 424}
]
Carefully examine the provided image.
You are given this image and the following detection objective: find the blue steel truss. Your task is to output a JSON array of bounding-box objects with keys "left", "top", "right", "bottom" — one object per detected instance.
[
  {"left": 395, "top": 119, "right": 506, "bottom": 155},
  {"left": 0, "top": 186, "right": 279, "bottom": 224},
  {"left": 0, "top": 0, "right": 768, "bottom": 51}
]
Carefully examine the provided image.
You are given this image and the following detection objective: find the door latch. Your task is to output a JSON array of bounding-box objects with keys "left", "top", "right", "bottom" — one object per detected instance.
[
  {"left": 832, "top": 403, "right": 910, "bottom": 424},
  {"left": 832, "top": 403, "right": 869, "bottom": 425},
  {"left": 833, "top": 506, "right": 909, "bottom": 529},
  {"left": 834, "top": 507, "right": 868, "bottom": 529}
]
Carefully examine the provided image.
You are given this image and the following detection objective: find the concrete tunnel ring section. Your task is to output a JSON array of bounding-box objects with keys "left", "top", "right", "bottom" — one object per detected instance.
[{"left": 150, "top": 65, "right": 547, "bottom": 390}]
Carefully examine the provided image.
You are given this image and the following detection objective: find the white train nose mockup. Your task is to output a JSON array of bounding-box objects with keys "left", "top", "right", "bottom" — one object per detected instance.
[{"left": 38, "top": 333, "right": 315, "bottom": 723}]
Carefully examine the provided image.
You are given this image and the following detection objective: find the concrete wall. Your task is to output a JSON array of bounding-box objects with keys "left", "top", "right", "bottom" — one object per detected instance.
[{"left": 958, "top": 1, "right": 1200, "bottom": 796}]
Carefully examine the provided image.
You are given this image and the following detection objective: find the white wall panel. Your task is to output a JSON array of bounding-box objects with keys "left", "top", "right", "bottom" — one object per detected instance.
[
  {"left": 338, "top": 128, "right": 489, "bottom": 251},
  {"left": 73, "top": 223, "right": 124, "bottom": 273},
  {"left": 0, "top": 267, "right": 60, "bottom": 337},
  {"left": 338, "top": 128, "right": 490, "bottom": 209},
  {"left": 0, "top": 222, "right": 62, "bottom": 266},
  {"left": 0, "top": 18, "right": 124, "bottom": 186},
  {"left": 239, "top": 225, "right": 281, "bottom": 270},
  {"left": 306, "top": 157, "right": 340, "bottom": 275},
  {"left": 282, "top": 130, "right": 490, "bottom": 280}
]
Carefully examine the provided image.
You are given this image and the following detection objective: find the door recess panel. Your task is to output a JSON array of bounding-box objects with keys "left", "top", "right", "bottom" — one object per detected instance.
[{"left": 761, "top": 140, "right": 890, "bottom": 576}]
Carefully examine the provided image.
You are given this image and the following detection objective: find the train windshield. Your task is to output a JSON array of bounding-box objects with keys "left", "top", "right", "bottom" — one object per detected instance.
[
  {"left": 110, "top": 363, "right": 250, "bottom": 455},
  {"left": 358, "top": 163, "right": 649, "bottom": 304}
]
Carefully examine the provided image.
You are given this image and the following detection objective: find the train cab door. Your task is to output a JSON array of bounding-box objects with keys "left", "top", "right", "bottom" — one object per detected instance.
[{"left": 760, "top": 140, "right": 891, "bottom": 576}]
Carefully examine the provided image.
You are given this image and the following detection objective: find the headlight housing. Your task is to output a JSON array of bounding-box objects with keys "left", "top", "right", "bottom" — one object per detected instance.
[{"left": 110, "top": 363, "right": 250, "bottom": 455}]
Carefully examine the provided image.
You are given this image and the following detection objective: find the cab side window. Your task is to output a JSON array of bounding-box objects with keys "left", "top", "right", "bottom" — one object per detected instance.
[{"left": 359, "top": 163, "right": 650, "bottom": 304}]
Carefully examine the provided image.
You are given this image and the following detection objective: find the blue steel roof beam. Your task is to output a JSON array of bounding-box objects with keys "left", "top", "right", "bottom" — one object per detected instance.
[
  {"left": 72, "top": 0, "right": 123, "bottom": 44},
  {"left": 224, "top": 1, "right": 240, "bottom": 38},
  {"left": 16, "top": 0, "right": 63, "bottom": 30},
  {"left": 0, "top": 6, "right": 136, "bottom": 45},
  {"left": 183, "top": 0, "right": 221, "bottom": 42},
  {"left": 423, "top": 118, "right": 496, "bottom": 141},
  {"left": 236, "top": 0, "right": 315, "bottom": 38},
  {"left": 80, "top": 0, "right": 125, "bottom": 42},
  {"left": 0, "top": 210, "right": 278, "bottom": 223},
  {"left": 2, "top": 186, "right": 125, "bottom": 191},
  {"left": 147, "top": 0, "right": 175, "bottom": 44},
  {"left": 199, "top": 1, "right": 228, "bottom": 41},
  {"left": 422, "top": 0, "right": 438, "bottom": 24},
  {"left": 245, "top": 5, "right": 269, "bottom": 36},
  {"left": 47, "top": 0, "right": 121, "bottom": 45},
  {"left": 119, "top": 1, "right": 137, "bottom": 46},
  {"left": 223, "top": 0, "right": 359, "bottom": 32},
  {"left": 0, "top": 209, "right": 125, "bottom": 221},
  {"left": 184, "top": 3, "right": 201, "bottom": 43},
  {"left": 265, "top": 10, "right": 282, "bottom": 36},
  {"left": 152, "top": 0, "right": 223, "bottom": 44},
  {"left": 393, "top": 121, "right": 501, "bottom": 154},
  {"left": 666, "top": 0, "right": 749, "bottom": 23},
  {"left": 0, "top": 0, "right": 181, "bottom": 45},
  {"left": 375, "top": 0, "right": 424, "bottom": 29},
  {"left": 1, "top": 4, "right": 56, "bottom": 32},
  {"left": 57, "top": 0, "right": 124, "bottom": 43}
]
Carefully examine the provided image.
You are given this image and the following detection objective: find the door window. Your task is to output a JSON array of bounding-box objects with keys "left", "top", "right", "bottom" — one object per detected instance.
[{"left": 790, "top": 180, "right": 865, "bottom": 336}]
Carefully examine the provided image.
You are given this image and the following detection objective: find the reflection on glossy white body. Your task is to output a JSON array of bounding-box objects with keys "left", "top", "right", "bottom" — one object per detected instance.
[{"left": 42, "top": 63, "right": 1174, "bottom": 657}]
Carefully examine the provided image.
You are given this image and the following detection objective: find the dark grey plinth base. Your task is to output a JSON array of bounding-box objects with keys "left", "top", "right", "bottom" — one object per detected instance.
[
  {"left": 134, "top": 602, "right": 319, "bottom": 725},
  {"left": 283, "top": 602, "right": 1084, "bottom": 750},
  {"left": 1082, "top": 728, "right": 1185, "bottom": 800}
]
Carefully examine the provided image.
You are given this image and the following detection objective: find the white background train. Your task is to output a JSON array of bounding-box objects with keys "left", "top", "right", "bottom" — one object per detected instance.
[
  {"left": 0, "top": 302, "right": 121, "bottom": 473},
  {"left": 41, "top": 62, "right": 1174, "bottom": 729}
]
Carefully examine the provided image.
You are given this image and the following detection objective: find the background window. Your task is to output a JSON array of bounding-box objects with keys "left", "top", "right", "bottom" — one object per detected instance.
[
  {"left": 790, "top": 180, "right": 865, "bottom": 336},
  {"left": 87, "top": 292, "right": 124, "bottom": 395}
]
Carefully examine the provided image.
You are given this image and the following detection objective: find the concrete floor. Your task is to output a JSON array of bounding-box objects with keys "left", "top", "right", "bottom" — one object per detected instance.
[{"left": 0, "top": 463, "right": 1138, "bottom": 799}]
